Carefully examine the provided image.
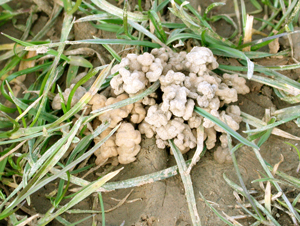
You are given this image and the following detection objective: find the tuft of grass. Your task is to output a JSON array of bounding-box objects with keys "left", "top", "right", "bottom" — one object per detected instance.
[{"left": 1, "top": 0, "right": 300, "bottom": 224}]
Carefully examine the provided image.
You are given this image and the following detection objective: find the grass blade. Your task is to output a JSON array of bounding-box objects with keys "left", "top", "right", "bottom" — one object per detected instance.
[
  {"left": 169, "top": 140, "right": 201, "bottom": 226},
  {"left": 199, "top": 191, "right": 234, "bottom": 226},
  {"left": 37, "top": 169, "right": 121, "bottom": 225},
  {"left": 194, "top": 106, "right": 258, "bottom": 149},
  {"left": 91, "top": 0, "right": 148, "bottom": 22}
]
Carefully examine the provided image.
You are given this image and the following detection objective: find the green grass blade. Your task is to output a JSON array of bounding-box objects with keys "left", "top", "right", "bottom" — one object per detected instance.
[
  {"left": 49, "top": 63, "right": 111, "bottom": 128},
  {"left": 37, "top": 169, "right": 121, "bottom": 225},
  {"left": 203, "top": 2, "right": 225, "bottom": 19},
  {"left": 66, "top": 65, "right": 79, "bottom": 88},
  {"left": 208, "top": 44, "right": 254, "bottom": 79},
  {"left": 66, "top": 67, "right": 100, "bottom": 110},
  {"left": 102, "top": 44, "right": 121, "bottom": 62},
  {"left": 68, "top": 56, "right": 92, "bottom": 67},
  {"left": 148, "top": 9, "right": 167, "bottom": 43},
  {"left": 75, "top": 13, "right": 117, "bottom": 23},
  {"left": 194, "top": 106, "right": 258, "bottom": 149},
  {"left": 25, "top": 39, "right": 161, "bottom": 50},
  {"left": 199, "top": 191, "right": 234, "bottom": 226}
]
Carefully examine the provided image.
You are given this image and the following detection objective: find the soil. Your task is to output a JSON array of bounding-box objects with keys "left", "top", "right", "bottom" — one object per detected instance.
[{"left": 1, "top": 0, "right": 300, "bottom": 226}]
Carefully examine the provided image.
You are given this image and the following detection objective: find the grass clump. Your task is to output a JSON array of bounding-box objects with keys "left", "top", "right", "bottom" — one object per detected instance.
[{"left": 0, "top": 0, "right": 300, "bottom": 225}]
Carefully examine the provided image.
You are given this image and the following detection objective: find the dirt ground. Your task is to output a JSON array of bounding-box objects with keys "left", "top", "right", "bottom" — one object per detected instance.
[{"left": 1, "top": 0, "right": 300, "bottom": 225}]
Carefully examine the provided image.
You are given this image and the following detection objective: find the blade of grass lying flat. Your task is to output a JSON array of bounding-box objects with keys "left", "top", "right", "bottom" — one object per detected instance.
[
  {"left": 166, "top": 33, "right": 202, "bottom": 45},
  {"left": 256, "top": 68, "right": 300, "bottom": 92},
  {"left": 68, "top": 56, "right": 92, "bottom": 68},
  {"left": 242, "top": 30, "right": 300, "bottom": 51},
  {"left": 91, "top": 0, "right": 148, "bottom": 22},
  {"left": 57, "top": 215, "right": 95, "bottom": 226},
  {"left": 90, "top": 80, "right": 160, "bottom": 117},
  {"left": 25, "top": 39, "right": 161, "bottom": 50},
  {"left": 51, "top": 159, "right": 195, "bottom": 192},
  {"left": 274, "top": 89, "right": 300, "bottom": 104},
  {"left": 161, "top": 22, "right": 186, "bottom": 29},
  {"left": 208, "top": 44, "right": 254, "bottom": 79},
  {"left": 194, "top": 106, "right": 258, "bottom": 149},
  {"left": 1, "top": 33, "right": 70, "bottom": 62},
  {"left": 273, "top": 105, "right": 300, "bottom": 120},
  {"left": 252, "top": 177, "right": 297, "bottom": 188},
  {"left": 265, "top": 63, "right": 300, "bottom": 71},
  {"left": 0, "top": 46, "right": 24, "bottom": 61},
  {"left": 220, "top": 69, "right": 300, "bottom": 98},
  {"left": 93, "top": 22, "right": 123, "bottom": 33},
  {"left": 54, "top": 136, "right": 205, "bottom": 192},
  {"left": 241, "top": 112, "right": 300, "bottom": 140},
  {"left": 74, "top": 13, "right": 117, "bottom": 23},
  {"left": 243, "top": 106, "right": 300, "bottom": 134},
  {"left": 169, "top": 140, "right": 201, "bottom": 226},
  {"left": 37, "top": 169, "right": 121, "bottom": 226},
  {"left": 55, "top": 216, "right": 72, "bottom": 226},
  {"left": 0, "top": 123, "right": 70, "bottom": 144}
]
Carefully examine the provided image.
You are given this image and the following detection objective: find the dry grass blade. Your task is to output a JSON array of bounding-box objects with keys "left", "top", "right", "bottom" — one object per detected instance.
[
  {"left": 243, "top": 14, "right": 254, "bottom": 51},
  {"left": 0, "top": 140, "right": 27, "bottom": 162},
  {"left": 17, "top": 214, "right": 40, "bottom": 226},
  {"left": 91, "top": 0, "right": 148, "bottom": 22},
  {"left": 241, "top": 111, "right": 300, "bottom": 140},
  {"left": 169, "top": 140, "right": 201, "bottom": 226},
  {"left": 186, "top": 125, "right": 204, "bottom": 174},
  {"left": 50, "top": 158, "right": 193, "bottom": 192}
]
